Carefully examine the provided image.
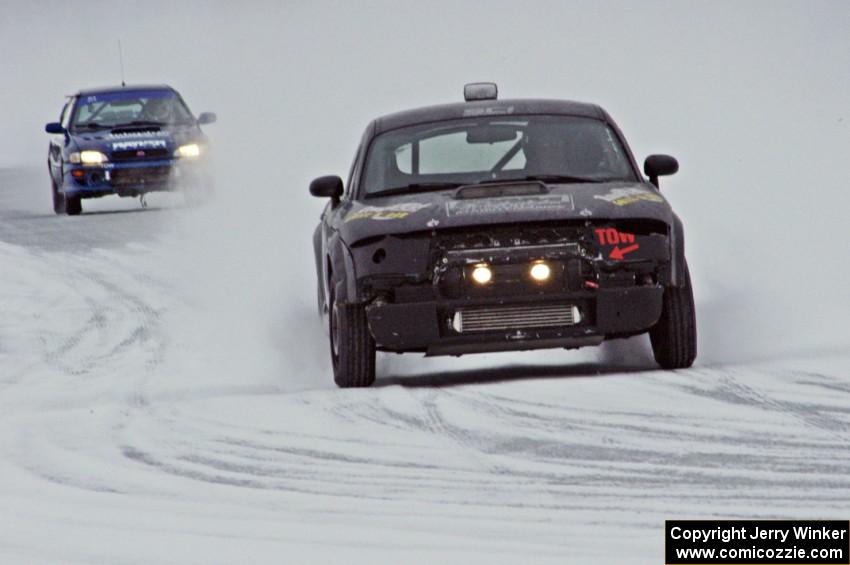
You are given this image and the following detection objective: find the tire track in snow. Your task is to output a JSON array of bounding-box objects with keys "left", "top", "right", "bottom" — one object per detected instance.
[
  {"left": 3, "top": 167, "right": 850, "bottom": 563},
  {"left": 40, "top": 258, "right": 166, "bottom": 377},
  {"left": 684, "top": 367, "right": 850, "bottom": 442},
  {"left": 99, "top": 369, "right": 850, "bottom": 522}
]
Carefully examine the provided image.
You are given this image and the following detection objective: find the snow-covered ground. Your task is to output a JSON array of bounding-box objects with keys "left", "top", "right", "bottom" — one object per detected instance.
[
  {"left": 1, "top": 167, "right": 848, "bottom": 564},
  {"left": 2, "top": 2, "right": 849, "bottom": 562}
]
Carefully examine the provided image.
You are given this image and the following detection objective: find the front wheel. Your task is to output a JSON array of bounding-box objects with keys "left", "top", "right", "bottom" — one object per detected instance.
[
  {"left": 649, "top": 261, "right": 697, "bottom": 369},
  {"left": 51, "top": 178, "right": 66, "bottom": 214},
  {"left": 317, "top": 280, "right": 325, "bottom": 319},
  {"left": 329, "top": 283, "right": 376, "bottom": 388},
  {"left": 65, "top": 196, "right": 82, "bottom": 216}
]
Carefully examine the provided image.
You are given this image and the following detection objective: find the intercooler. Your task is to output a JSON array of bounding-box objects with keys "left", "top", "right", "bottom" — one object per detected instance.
[{"left": 451, "top": 303, "right": 581, "bottom": 333}]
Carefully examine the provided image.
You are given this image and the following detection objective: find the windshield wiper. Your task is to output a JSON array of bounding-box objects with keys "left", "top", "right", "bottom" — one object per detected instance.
[
  {"left": 367, "top": 182, "right": 462, "bottom": 198},
  {"left": 110, "top": 120, "right": 167, "bottom": 129},
  {"left": 75, "top": 122, "right": 110, "bottom": 130}
]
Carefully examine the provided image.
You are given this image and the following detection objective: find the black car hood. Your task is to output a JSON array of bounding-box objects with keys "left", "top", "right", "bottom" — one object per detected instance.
[{"left": 339, "top": 181, "right": 675, "bottom": 244}]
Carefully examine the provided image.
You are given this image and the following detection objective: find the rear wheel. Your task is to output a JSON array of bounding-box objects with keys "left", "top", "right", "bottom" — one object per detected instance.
[
  {"left": 65, "top": 196, "right": 82, "bottom": 216},
  {"left": 650, "top": 261, "right": 697, "bottom": 369},
  {"left": 329, "top": 283, "right": 376, "bottom": 388},
  {"left": 51, "top": 178, "right": 66, "bottom": 214}
]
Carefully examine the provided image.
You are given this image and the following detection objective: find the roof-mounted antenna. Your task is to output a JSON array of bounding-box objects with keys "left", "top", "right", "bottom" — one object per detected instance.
[{"left": 118, "top": 39, "right": 126, "bottom": 87}]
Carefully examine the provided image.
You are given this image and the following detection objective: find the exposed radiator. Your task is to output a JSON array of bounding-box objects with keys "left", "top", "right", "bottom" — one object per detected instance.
[{"left": 452, "top": 304, "right": 581, "bottom": 333}]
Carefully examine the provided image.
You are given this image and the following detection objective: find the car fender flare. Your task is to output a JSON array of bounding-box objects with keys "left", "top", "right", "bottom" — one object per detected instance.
[
  {"left": 312, "top": 224, "right": 325, "bottom": 299},
  {"left": 328, "top": 233, "right": 358, "bottom": 304},
  {"left": 670, "top": 213, "right": 687, "bottom": 287}
]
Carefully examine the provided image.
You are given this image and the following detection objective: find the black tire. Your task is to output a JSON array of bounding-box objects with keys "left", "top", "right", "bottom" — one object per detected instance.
[
  {"left": 51, "top": 178, "right": 66, "bottom": 214},
  {"left": 65, "top": 196, "right": 82, "bottom": 216},
  {"left": 650, "top": 261, "right": 697, "bottom": 369},
  {"left": 317, "top": 280, "right": 325, "bottom": 318},
  {"left": 329, "top": 283, "right": 376, "bottom": 388}
]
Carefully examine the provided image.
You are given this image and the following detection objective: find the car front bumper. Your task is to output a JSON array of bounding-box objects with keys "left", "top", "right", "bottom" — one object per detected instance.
[
  {"left": 365, "top": 285, "right": 664, "bottom": 356},
  {"left": 62, "top": 159, "right": 205, "bottom": 197}
]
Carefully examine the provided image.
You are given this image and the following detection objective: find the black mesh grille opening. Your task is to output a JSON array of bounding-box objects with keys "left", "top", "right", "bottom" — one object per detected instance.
[
  {"left": 111, "top": 166, "right": 171, "bottom": 187},
  {"left": 111, "top": 148, "right": 170, "bottom": 161}
]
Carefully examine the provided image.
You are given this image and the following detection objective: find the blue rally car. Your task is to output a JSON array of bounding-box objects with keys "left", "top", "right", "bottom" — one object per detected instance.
[{"left": 45, "top": 84, "right": 216, "bottom": 215}]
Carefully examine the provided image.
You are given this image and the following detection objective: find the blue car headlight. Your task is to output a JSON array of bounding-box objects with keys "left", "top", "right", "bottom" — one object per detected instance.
[
  {"left": 69, "top": 150, "right": 108, "bottom": 164},
  {"left": 174, "top": 143, "right": 201, "bottom": 158}
]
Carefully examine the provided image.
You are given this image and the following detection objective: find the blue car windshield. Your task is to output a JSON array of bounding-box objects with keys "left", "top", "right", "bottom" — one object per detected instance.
[{"left": 71, "top": 90, "right": 195, "bottom": 130}]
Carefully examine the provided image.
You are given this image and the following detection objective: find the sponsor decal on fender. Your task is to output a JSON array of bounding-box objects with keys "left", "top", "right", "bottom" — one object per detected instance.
[
  {"left": 593, "top": 187, "right": 664, "bottom": 206},
  {"left": 345, "top": 202, "right": 431, "bottom": 222}
]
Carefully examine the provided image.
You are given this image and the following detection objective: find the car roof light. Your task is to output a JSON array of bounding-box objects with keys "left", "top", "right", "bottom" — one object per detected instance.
[{"left": 463, "top": 82, "right": 498, "bottom": 102}]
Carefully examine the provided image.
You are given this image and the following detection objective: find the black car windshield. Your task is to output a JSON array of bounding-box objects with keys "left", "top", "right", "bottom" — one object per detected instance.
[
  {"left": 71, "top": 90, "right": 195, "bottom": 130},
  {"left": 361, "top": 115, "right": 636, "bottom": 197}
]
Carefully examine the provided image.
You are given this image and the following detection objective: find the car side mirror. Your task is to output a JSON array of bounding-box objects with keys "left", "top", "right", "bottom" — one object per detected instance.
[
  {"left": 644, "top": 154, "right": 678, "bottom": 188},
  {"left": 45, "top": 122, "right": 65, "bottom": 134},
  {"left": 197, "top": 112, "right": 217, "bottom": 125},
  {"left": 310, "top": 175, "right": 344, "bottom": 202}
]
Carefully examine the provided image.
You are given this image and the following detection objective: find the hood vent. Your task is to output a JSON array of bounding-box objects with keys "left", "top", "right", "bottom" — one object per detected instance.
[
  {"left": 454, "top": 181, "right": 548, "bottom": 200},
  {"left": 110, "top": 126, "right": 161, "bottom": 135}
]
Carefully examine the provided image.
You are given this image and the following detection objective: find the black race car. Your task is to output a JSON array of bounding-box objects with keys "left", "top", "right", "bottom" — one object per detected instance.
[
  {"left": 45, "top": 84, "right": 215, "bottom": 215},
  {"left": 311, "top": 83, "right": 696, "bottom": 387}
]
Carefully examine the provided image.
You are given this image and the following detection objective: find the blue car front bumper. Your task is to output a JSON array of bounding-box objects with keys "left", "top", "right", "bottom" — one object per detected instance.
[{"left": 61, "top": 159, "right": 204, "bottom": 197}]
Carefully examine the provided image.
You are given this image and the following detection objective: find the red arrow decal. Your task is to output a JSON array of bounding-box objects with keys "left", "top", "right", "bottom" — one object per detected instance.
[{"left": 609, "top": 243, "right": 639, "bottom": 260}]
